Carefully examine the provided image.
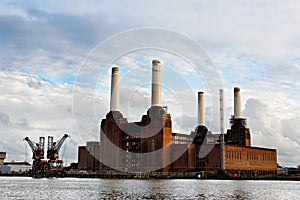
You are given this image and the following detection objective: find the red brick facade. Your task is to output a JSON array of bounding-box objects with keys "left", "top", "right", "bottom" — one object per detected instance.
[{"left": 78, "top": 109, "right": 277, "bottom": 175}]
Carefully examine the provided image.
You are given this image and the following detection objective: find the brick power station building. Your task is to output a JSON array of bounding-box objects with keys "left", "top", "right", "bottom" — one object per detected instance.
[{"left": 78, "top": 60, "right": 277, "bottom": 177}]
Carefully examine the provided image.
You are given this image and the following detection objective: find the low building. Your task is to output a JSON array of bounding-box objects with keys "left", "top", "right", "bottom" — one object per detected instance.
[
  {"left": 189, "top": 144, "right": 276, "bottom": 176},
  {"left": 78, "top": 142, "right": 100, "bottom": 173},
  {"left": 0, "top": 161, "right": 31, "bottom": 173}
]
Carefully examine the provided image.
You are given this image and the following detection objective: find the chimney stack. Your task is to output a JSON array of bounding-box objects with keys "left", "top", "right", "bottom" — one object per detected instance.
[
  {"left": 197, "top": 92, "right": 205, "bottom": 126},
  {"left": 151, "top": 59, "right": 161, "bottom": 107},
  {"left": 110, "top": 67, "right": 120, "bottom": 111},
  {"left": 234, "top": 87, "right": 242, "bottom": 118}
]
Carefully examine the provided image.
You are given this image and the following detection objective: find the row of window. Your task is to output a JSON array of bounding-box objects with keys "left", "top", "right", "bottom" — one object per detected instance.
[
  {"left": 247, "top": 152, "right": 259, "bottom": 160},
  {"left": 262, "top": 153, "right": 275, "bottom": 161},
  {"left": 226, "top": 150, "right": 242, "bottom": 160},
  {"left": 172, "top": 141, "right": 188, "bottom": 144},
  {"left": 226, "top": 150, "right": 276, "bottom": 161},
  {"left": 172, "top": 136, "right": 193, "bottom": 145},
  {"left": 173, "top": 136, "right": 190, "bottom": 141}
]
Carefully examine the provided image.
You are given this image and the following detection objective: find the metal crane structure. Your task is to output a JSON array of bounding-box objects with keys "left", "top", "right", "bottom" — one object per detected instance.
[
  {"left": 47, "top": 134, "right": 69, "bottom": 169},
  {"left": 24, "top": 134, "right": 69, "bottom": 177},
  {"left": 23, "top": 136, "right": 46, "bottom": 175}
]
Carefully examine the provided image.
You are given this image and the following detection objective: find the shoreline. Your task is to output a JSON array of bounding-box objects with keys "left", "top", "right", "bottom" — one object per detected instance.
[{"left": 1, "top": 173, "right": 299, "bottom": 181}]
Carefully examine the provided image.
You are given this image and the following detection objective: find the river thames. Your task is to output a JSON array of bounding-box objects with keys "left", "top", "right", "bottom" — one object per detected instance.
[{"left": 0, "top": 177, "right": 299, "bottom": 199}]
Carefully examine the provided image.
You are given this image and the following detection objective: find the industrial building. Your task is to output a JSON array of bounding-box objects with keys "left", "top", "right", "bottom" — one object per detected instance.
[
  {"left": 78, "top": 59, "right": 277, "bottom": 177},
  {"left": 0, "top": 161, "right": 31, "bottom": 174},
  {"left": 0, "top": 152, "right": 32, "bottom": 174},
  {"left": 0, "top": 152, "right": 6, "bottom": 166}
]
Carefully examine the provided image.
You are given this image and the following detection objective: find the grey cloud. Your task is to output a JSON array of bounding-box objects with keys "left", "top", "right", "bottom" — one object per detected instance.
[
  {"left": 0, "top": 112, "right": 10, "bottom": 124},
  {"left": 243, "top": 98, "right": 300, "bottom": 166},
  {"left": 26, "top": 75, "right": 50, "bottom": 89},
  {"left": 282, "top": 117, "right": 300, "bottom": 145},
  {"left": 15, "top": 118, "right": 29, "bottom": 129},
  {"left": 120, "top": 88, "right": 149, "bottom": 109},
  {"left": 173, "top": 115, "right": 196, "bottom": 134},
  {"left": 119, "top": 88, "right": 150, "bottom": 122}
]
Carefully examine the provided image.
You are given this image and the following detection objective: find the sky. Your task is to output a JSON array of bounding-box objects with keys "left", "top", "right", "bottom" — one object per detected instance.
[{"left": 0, "top": 0, "right": 299, "bottom": 167}]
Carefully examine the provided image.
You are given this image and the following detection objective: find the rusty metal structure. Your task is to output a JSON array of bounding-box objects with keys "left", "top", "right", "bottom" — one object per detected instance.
[
  {"left": 24, "top": 136, "right": 45, "bottom": 175},
  {"left": 47, "top": 134, "right": 69, "bottom": 168},
  {"left": 24, "top": 134, "right": 69, "bottom": 177}
]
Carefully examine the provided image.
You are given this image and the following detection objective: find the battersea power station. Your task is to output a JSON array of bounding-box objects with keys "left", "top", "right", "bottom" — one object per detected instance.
[{"left": 78, "top": 59, "right": 277, "bottom": 177}]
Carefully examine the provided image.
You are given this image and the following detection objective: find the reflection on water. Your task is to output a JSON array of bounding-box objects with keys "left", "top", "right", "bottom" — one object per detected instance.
[{"left": 0, "top": 177, "right": 299, "bottom": 199}]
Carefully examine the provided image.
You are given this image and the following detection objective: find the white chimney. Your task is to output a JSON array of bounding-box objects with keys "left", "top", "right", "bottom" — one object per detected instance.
[
  {"left": 198, "top": 92, "right": 205, "bottom": 126},
  {"left": 151, "top": 59, "right": 161, "bottom": 106},
  {"left": 234, "top": 87, "right": 242, "bottom": 118},
  {"left": 110, "top": 67, "right": 119, "bottom": 111}
]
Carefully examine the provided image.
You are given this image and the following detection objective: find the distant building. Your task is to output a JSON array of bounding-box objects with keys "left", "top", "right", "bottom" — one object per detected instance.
[
  {"left": 78, "top": 59, "right": 277, "bottom": 176},
  {"left": 0, "top": 152, "right": 6, "bottom": 166},
  {"left": 78, "top": 142, "right": 100, "bottom": 172},
  {"left": 0, "top": 161, "right": 31, "bottom": 173}
]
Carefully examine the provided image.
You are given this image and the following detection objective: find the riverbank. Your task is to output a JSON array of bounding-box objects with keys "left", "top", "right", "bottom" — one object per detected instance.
[{"left": 1, "top": 172, "right": 300, "bottom": 180}]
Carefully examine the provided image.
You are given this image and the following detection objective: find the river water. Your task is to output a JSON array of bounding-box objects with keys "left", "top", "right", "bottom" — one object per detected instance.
[{"left": 0, "top": 177, "right": 299, "bottom": 199}]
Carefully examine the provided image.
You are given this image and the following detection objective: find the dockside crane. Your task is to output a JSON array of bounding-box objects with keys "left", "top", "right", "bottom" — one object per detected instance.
[
  {"left": 47, "top": 134, "right": 69, "bottom": 168},
  {"left": 24, "top": 133, "right": 69, "bottom": 177},
  {"left": 23, "top": 136, "right": 45, "bottom": 174}
]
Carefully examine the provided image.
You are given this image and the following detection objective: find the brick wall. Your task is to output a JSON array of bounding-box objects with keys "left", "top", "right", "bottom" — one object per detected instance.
[{"left": 225, "top": 145, "right": 277, "bottom": 171}]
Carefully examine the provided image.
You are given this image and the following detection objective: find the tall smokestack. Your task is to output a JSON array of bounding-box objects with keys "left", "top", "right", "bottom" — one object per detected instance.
[
  {"left": 234, "top": 87, "right": 242, "bottom": 118},
  {"left": 197, "top": 92, "right": 205, "bottom": 126},
  {"left": 151, "top": 59, "right": 161, "bottom": 107},
  {"left": 110, "top": 67, "right": 119, "bottom": 111}
]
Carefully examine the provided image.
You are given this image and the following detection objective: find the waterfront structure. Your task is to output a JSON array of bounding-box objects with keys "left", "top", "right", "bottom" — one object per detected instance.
[
  {"left": 0, "top": 153, "right": 32, "bottom": 173},
  {"left": 78, "top": 142, "right": 100, "bottom": 171},
  {"left": 0, "top": 152, "right": 6, "bottom": 166},
  {"left": 0, "top": 161, "right": 31, "bottom": 173},
  {"left": 78, "top": 60, "right": 277, "bottom": 177},
  {"left": 24, "top": 134, "right": 69, "bottom": 176}
]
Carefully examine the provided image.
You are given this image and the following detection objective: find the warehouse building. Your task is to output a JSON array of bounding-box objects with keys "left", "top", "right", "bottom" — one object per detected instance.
[{"left": 0, "top": 160, "right": 31, "bottom": 174}]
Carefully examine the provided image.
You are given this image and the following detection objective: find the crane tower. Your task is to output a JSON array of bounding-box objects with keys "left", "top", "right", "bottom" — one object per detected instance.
[
  {"left": 47, "top": 134, "right": 69, "bottom": 168},
  {"left": 23, "top": 136, "right": 45, "bottom": 175},
  {"left": 24, "top": 134, "right": 69, "bottom": 177}
]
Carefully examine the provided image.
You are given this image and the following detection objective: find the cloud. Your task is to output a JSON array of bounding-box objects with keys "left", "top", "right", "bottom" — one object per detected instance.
[
  {"left": 282, "top": 117, "right": 300, "bottom": 146},
  {"left": 173, "top": 115, "right": 197, "bottom": 134},
  {"left": 0, "top": 70, "right": 98, "bottom": 162},
  {"left": 243, "top": 98, "right": 300, "bottom": 167},
  {"left": 4, "top": 1, "right": 299, "bottom": 62},
  {"left": 0, "top": 112, "right": 10, "bottom": 124}
]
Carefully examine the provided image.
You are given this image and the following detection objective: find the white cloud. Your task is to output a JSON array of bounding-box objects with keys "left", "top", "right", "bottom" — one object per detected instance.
[
  {"left": 244, "top": 98, "right": 300, "bottom": 167},
  {"left": 0, "top": 70, "right": 108, "bottom": 163}
]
